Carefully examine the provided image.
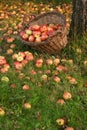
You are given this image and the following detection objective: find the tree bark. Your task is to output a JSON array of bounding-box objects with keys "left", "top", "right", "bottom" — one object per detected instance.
[{"left": 69, "top": 0, "right": 87, "bottom": 38}]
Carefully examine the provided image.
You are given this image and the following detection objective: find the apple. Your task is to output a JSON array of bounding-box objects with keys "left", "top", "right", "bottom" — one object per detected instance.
[
  {"left": 56, "top": 118, "right": 65, "bottom": 126},
  {"left": 24, "top": 102, "right": 31, "bottom": 109},
  {"left": 14, "top": 61, "right": 23, "bottom": 70},
  {"left": 0, "top": 108, "right": 5, "bottom": 116},
  {"left": 36, "top": 59, "right": 43, "bottom": 67},
  {"left": 6, "top": 37, "right": 15, "bottom": 43},
  {"left": 25, "top": 52, "right": 34, "bottom": 61},
  {"left": 0, "top": 58, "right": 7, "bottom": 65},
  {"left": 4, "top": 63, "right": 10, "bottom": 69},
  {"left": 35, "top": 36, "right": 41, "bottom": 43},
  {"left": 41, "top": 33, "right": 48, "bottom": 41},
  {"left": 30, "top": 70, "right": 36, "bottom": 75},
  {"left": 64, "top": 127, "right": 74, "bottom": 130},
  {"left": 7, "top": 49, "right": 13, "bottom": 55},
  {"left": 47, "top": 27, "right": 55, "bottom": 36},
  {"left": 69, "top": 77, "right": 77, "bottom": 84},
  {"left": 41, "top": 74, "right": 48, "bottom": 82},
  {"left": 20, "top": 31, "right": 25, "bottom": 37},
  {"left": 25, "top": 29, "right": 32, "bottom": 35},
  {"left": 53, "top": 76, "right": 60, "bottom": 82},
  {"left": 0, "top": 67, "right": 8, "bottom": 73},
  {"left": 18, "top": 52, "right": 26, "bottom": 59},
  {"left": 17, "top": 56, "right": 23, "bottom": 62},
  {"left": 22, "top": 33, "right": 29, "bottom": 40},
  {"left": 46, "top": 59, "right": 53, "bottom": 65},
  {"left": 12, "top": 53, "right": 18, "bottom": 60},
  {"left": 29, "top": 24, "right": 40, "bottom": 31},
  {"left": 1, "top": 76, "right": 9, "bottom": 82},
  {"left": 22, "top": 85, "right": 30, "bottom": 90},
  {"left": 33, "top": 31, "right": 41, "bottom": 37},
  {"left": 53, "top": 58, "right": 60, "bottom": 66},
  {"left": 21, "top": 59, "right": 28, "bottom": 66},
  {"left": 10, "top": 84, "right": 16, "bottom": 88},
  {"left": 57, "top": 99, "right": 65, "bottom": 105},
  {"left": 28, "top": 35, "right": 35, "bottom": 42},
  {"left": 63, "top": 92, "right": 72, "bottom": 100},
  {"left": 40, "top": 25, "right": 47, "bottom": 32},
  {"left": 10, "top": 44, "right": 16, "bottom": 49}
]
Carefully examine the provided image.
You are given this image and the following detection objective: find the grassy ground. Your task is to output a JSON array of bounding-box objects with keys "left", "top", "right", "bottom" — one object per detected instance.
[{"left": 0, "top": 1, "right": 87, "bottom": 130}]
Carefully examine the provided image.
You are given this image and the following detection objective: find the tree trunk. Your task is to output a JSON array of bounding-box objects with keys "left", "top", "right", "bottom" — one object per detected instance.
[{"left": 69, "top": 0, "right": 87, "bottom": 38}]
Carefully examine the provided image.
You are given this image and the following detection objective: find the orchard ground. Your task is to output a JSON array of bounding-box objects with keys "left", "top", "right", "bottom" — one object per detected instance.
[{"left": 0, "top": 1, "right": 87, "bottom": 130}]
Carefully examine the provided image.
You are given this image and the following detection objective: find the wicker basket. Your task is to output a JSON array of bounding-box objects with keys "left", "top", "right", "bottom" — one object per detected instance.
[{"left": 20, "top": 11, "right": 68, "bottom": 54}]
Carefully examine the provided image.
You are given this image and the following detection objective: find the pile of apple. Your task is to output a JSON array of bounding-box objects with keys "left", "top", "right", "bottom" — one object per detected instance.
[
  {"left": 20, "top": 23, "right": 62, "bottom": 43},
  {"left": 12, "top": 51, "right": 34, "bottom": 70}
]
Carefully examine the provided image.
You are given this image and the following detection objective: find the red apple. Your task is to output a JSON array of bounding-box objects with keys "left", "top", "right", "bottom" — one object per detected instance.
[
  {"left": 4, "top": 63, "right": 10, "bottom": 69},
  {"left": 41, "top": 33, "right": 48, "bottom": 41},
  {"left": 40, "top": 25, "right": 47, "bottom": 32},
  {"left": 20, "top": 31, "right": 25, "bottom": 37},
  {"left": 28, "top": 35, "right": 35, "bottom": 42},
  {"left": 36, "top": 59, "right": 43, "bottom": 67},
  {"left": 21, "top": 59, "right": 28, "bottom": 66},
  {"left": 22, "top": 85, "right": 30, "bottom": 90},
  {"left": 33, "top": 31, "right": 41, "bottom": 37},
  {"left": 57, "top": 99, "right": 65, "bottom": 105},
  {"left": 18, "top": 52, "right": 26, "bottom": 59},
  {"left": 30, "top": 70, "right": 36, "bottom": 75},
  {"left": 29, "top": 24, "right": 40, "bottom": 31},
  {"left": 14, "top": 61, "right": 23, "bottom": 70},
  {"left": 22, "top": 33, "right": 29, "bottom": 40},
  {"left": 64, "top": 127, "right": 74, "bottom": 130},
  {"left": 63, "top": 92, "right": 72, "bottom": 100},
  {"left": 47, "top": 27, "right": 55, "bottom": 36},
  {"left": 0, "top": 58, "right": 7, "bottom": 65},
  {"left": 0, "top": 67, "right": 8, "bottom": 73},
  {"left": 25, "top": 52, "right": 34, "bottom": 61}
]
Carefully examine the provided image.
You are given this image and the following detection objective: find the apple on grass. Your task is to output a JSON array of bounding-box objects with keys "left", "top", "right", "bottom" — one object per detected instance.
[{"left": 0, "top": 58, "right": 7, "bottom": 65}]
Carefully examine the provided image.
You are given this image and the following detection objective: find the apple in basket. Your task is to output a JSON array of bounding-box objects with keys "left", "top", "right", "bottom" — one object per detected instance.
[
  {"left": 47, "top": 27, "right": 55, "bottom": 36},
  {"left": 28, "top": 35, "right": 35, "bottom": 42},
  {"left": 33, "top": 31, "right": 41, "bottom": 37},
  {"left": 40, "top": 25, "right": 48, "bottom": 32},
  {"left": 41, "top": 32, "right": 48, "bottom": 41},
  {"left": 20, "top": 31, "right": 28, "bottom": 41},
  {"left": 29, "top": 24, "right": 40, "bottom": 31},
  {"left": 25, "top": 29, "right": 32, "bottom": 35}
]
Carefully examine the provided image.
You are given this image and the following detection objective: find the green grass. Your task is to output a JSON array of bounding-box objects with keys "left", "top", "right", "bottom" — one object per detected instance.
[{"left": 0, "top": 1, "right": 87, "bottom": 130}]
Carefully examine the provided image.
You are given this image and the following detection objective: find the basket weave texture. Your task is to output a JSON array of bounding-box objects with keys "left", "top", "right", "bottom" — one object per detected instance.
[{"left": 21, "top": 11, "right": 68, "bottom": 54}]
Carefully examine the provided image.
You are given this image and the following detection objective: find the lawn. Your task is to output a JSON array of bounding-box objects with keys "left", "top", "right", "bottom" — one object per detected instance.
[{"left": 0, "top": 0, "right": 87, "bottom": 130}]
